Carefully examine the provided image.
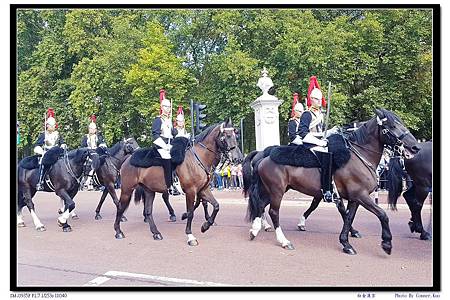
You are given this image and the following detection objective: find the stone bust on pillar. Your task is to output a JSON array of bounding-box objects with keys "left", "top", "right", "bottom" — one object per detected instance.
[{"left": 250, "top": 67, "right": 283, "bottom": 151}]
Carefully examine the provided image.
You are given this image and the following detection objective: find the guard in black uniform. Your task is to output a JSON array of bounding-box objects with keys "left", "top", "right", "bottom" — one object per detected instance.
[
  {"left": 298, "top": 87, "right": 335, "bottom": 203},
  {"left": 34, "top": 108, "right": 66, "bottom": 191},
  {"left": 152, "top": 89, "right": 178, "bottom": 191},
  {"left": 288, "top": 98, "right": 305, "bottom": 145}
]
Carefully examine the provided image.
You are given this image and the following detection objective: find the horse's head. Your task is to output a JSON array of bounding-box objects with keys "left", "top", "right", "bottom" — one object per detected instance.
[
  {"left": 216, "top": 118, "right": 244, "bottom": 164},
  {"left": 123, "top": 137, "right": 140, "bottom": 155},
  {"left": 375, "top": 109, "right": 420, "bottom": 159}
]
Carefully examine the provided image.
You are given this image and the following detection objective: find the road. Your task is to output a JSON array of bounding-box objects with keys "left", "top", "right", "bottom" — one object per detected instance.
[{"left": 15, "top": 189, "right": 433, "bottom": 288}]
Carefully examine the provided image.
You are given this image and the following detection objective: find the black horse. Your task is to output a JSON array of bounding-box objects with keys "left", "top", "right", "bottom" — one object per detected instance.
[
  {"left": 17, "top": 147, "right": 92, "bottom": 232},
  {"left": 92, "top": 138, "right": 142, "bottom": 221},
  {"left": 387, "top": 141, "right": 432, "bottom": 240}
]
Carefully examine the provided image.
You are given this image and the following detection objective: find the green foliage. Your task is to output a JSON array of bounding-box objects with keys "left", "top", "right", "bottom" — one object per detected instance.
[{"left": 16, "top": 8, "right": 433, "bottom": 157}]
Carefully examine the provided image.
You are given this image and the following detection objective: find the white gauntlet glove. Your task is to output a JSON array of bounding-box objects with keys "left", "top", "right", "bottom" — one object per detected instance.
[
  {"left": 303, "top": 133, "right": 327, "bottom": 147},
  {"left": 291, "top": 135, "right": 303, "bottom": 145},
  {"left": 33, "top": 146, "right": 44, "bottom": 155}
]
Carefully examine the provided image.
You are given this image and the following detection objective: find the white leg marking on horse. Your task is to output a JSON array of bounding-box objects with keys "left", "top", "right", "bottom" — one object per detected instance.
[
  {"left": 187, "top": 234, "right": 197, "bottom": 242},
  {"left": 275, "top": 227, "right": 291, "bottom": 247},
  {"left": 250, "top": 217, "right": 262, "bottom": 237},
  {"left": 58, "top": 209, "right": 70, "bottom": 224},
  {"left": 298, "top": 215, "right": 306, "bottom": 227},
  {"left": 17, "top": 210, "right": 25, "bottom": 225},
  {"left": 261, "top": 215, "right": 272, "bottom": 230},
  {"left": 30, "top": 209, "right": 44, "bottom": 229}
]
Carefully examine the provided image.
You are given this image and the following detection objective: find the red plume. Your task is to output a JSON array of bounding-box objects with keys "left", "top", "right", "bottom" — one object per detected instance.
[
  {"left": 159, "top": 89, "right": 166, "bottom": 115},
  {"left": 47, "top": 108, "right": 55, "bottom": 118},
  {"left": 291, "top": 93, "right": 299, "bottom": 118},
  {"left": 90, "top": 114, "right": 96, "bottom": 123},
  {"left": 307, "top": 76, "right": 327, "bottom": 108},
  {"left": 174, "top": 105, "right": 184, "bottom": 126}
]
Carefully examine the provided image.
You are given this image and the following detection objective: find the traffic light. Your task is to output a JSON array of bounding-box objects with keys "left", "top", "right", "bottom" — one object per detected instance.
[{"left": 194, "top": 102, "right": 207, "bottom": 134}]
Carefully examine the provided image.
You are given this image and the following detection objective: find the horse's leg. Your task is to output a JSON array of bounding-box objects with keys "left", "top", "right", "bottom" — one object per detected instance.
[
  {"left": 268, "top": 196, "right": 294, "bottom": 250},
  {"left": 339, "top": 200, "right": 359, "bottom": 255},
  {"left": 22, "top": 188, "right": 45, "bottom": 231},
  {"left": 406, "top": 186, "right": 432, "bottom": 240},
  {"left": 142, "top": 190, "right": 163, "bottom": 240},
  {"left": 94, "top": 189, "right": 109, "bottom": 220},
  {"left": 17, "top": 190, "right": 27, "bottom": 227},
  {"left": 357, "top": 196, "right": 392, "bottom": 255},
  {"left": 162, "top": 191, "right": 176, "bottom": 222},
  {"left": 298, "top": 196, "right": 321, "bottom": 231},
  {"left": 184, "top": 192, "right": 200, "bottom": 246},
  {"left": 56, "top": 190, "right": 75, "bottom": 232},
  {"left": 114, "top": 189, "right": 132, "bottom": 239},
  {"left": 105, "top": 182, "right": 127, "bottom": 222},
  {"left": 198, "top": 189, "right": 219, "bottom": 233},
  {"left": 261, "top": 211, "right": 273, "bottom": 231},
  {"left": 68, "top": 189, "right": 79, "bottom": 220},
  {"left": 335, "top": 199, "right": 362, "bottom": 238},
  {"left": 403, "top": 185, "right": 420, "bottom": 233},
  {"left": 202, "top": 200, "right": 210, "bottom": 221}
]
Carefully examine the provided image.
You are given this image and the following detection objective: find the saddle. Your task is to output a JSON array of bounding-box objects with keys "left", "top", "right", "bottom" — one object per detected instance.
[
  {"left": 19, "top": 147, "right": 65, "bottom": 170},
  {"left": 129, "top": 136, "right": 190, "bottom": 168},
  {"left": 269, "top": 134, "right": 351, "bottom": 172}
]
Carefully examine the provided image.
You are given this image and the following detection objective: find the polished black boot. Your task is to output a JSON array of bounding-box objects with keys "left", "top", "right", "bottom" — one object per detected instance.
[{"left": 319, "top": 151, "right": 334, "bottom": 203}]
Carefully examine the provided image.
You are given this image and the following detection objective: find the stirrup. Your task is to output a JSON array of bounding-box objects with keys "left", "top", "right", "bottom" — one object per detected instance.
[{"left": 323, "top": 191, "right": 333, "bottom": 203}]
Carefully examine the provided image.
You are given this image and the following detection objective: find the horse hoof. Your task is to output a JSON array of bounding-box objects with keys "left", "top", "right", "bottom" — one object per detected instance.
[
  {"left": 201, "top": 222, "right": 210, "bottom": 233},
  {"left": 94, "top": 214, "right": 102, "bottom": 220},
  {"left": 168, "top": 215, "right": 177, "bottom": 222},
  {"left": 343, "top": 247, "right": 357, "bottom": 255},
  {"left": 351, "top": 232, "right": 362, "bottom": 238},
  {"left": 181, "top": 213, "right": 188, "bottom": 220},
  {"left": 297, "top": 225, "right": 306, "bottom": 231},
  {"left": 71, "top": 214, "right": 79, "bottom": 220},
  {"left": 153, "top": 233, "right": 163, "bottom": 240},
  {"left": 188, "top": 239, "right": 199, "bottom": 246},
  {"left": 420, "top": 232, "right": 432, "bottom": 240},
  {"left": 282, "top": 243, "right": 295, "bottom": 250},
  {"left": 36, "top": 226, "right": 46, "bottom": 232},
  {"left": 57, "top": 209, "right": 63, "bottom": 215},
  {"left": 249, "top": 232, "right": 256, "bottom": 241},
  {"left": 62, "top": 225, "right": 72, "bottom": 232},
  {"left": 57, "top": 219, "right": 65, "bottom": 227},
  {"left": 264, "top": 227, "right": 274, "bottom": 232},
  {"left": 115, "top": 232, "right": 125, "bottom": 239},
  {"left": 408, "top": 221, "right": 416, "bottom": 233},
  {"left": 381, "top": 241, "right": 392, "bottom": 255},
  {"left": 17, "top": 222, "right": 26, "bottom": 228},
  {"left": 121, "top": 216, "right": 128, "bottom": 222}
]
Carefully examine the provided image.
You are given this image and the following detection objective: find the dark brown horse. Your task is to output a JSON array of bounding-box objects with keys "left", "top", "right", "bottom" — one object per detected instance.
[
  {"left": 114, "top": 119, "right": 243, "bottom": 245},
  {"left": 387, "top": 141, "right": 432, "bottom": 240},
  {"left": 245, "top": 109, "right": 419, "bottom": 255}
]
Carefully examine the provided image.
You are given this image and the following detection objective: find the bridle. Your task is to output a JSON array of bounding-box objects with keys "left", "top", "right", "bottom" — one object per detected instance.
[{"left": 64, "top": 148, "right": 91, "bottom": 185}]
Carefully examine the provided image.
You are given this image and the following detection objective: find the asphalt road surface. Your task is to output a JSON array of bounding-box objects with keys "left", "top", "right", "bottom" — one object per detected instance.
[{"left": 16, "top": 189, "right": 433, "bottom": 288}]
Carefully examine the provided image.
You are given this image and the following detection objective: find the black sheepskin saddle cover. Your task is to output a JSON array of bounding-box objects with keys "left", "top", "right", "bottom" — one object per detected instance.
[
  {"left": 19, "top": 147, "right": 64, "bottom": 170},
  {"left": 269, "top": 134, "right": 351, "bottom": 172},
  {"left": 130, "top": 137, "right": 190, "bottom": 168},
  {"left": 19, "top": 155, "right": 40, "bottom": 170}
]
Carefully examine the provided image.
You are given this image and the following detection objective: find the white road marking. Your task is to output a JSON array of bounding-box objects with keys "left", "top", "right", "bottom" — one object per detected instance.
[{"left": 84, "top": 270, "right": 230, "bottom": 286}]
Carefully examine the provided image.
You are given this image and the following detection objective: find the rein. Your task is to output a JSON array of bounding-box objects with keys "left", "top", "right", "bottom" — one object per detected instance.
[{"left": 63, "top": 150, "right": 85, "bottom": 185}]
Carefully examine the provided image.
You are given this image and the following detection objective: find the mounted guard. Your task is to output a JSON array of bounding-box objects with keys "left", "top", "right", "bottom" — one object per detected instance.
[
  {"left": 298, "top": 76, "right": 335, "bottom": 202},
  {"left": 151, "top": 89, "right": 178, "bottom": 193},
  {"left": 34, "top": 108, "right": 66, "bottom": 191},
  {"left": 174, "top": 105, "right": 190, "bottom": 139},
  {"left": 287, "top": 92, "right": 305, "bottom": 145}
]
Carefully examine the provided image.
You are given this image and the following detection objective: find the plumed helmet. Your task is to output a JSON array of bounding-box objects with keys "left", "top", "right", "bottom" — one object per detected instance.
[
  {"left": 307, "top": 76, "right": 327, "bottom": 107},
  {"left": 161, "top": 98, "right": 170, "bottom": 107},
  {"left": 89, "top": 114, "right": 97, "bottom": 129},
  {"left": 176, "top": 114, "right": 185, "bottom": 122},
  {"left": 46, "top": 117, "right": 56, "bottom": 127},
  {"left": 310, "top": 88, "right": 323, "bottom": 100},
  {"left": 294, "top": 102, "right": 304, "bottom": 112}
]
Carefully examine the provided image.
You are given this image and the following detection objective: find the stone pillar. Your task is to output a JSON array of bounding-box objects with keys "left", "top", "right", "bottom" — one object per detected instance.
[{"left": 250, "top": 67, "right": 283, "bottom": 151}]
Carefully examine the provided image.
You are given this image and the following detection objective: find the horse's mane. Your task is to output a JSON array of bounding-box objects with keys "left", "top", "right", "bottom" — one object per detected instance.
[
  {"left": 67, "top": 148, "right": 89, "bottom": 164},
  {"left": 380, "top": 108, "right": 405, "bottom": 126},
  {"left": 108, "top": 141, "right": 123, "bottom": 156},
  {"left": 194, "top": 124, "right": 220, "bottom": 143},
  {"left": 347, "top": 120, "right": 371, "bottom": 144}
]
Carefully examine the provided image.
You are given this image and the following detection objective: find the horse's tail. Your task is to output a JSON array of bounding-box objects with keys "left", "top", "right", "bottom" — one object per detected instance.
[
  {"left": 387, "top": 157, "right": 405, "bottom": 211},
  {"left": 134, "top": 185, "right": 145, "bottom": 205},
  {"left": 245, "top": 164, "right": 268, "bottom": 223},
  {"left": 242, "top": 150, "right": 259, "bottom": 197}
]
